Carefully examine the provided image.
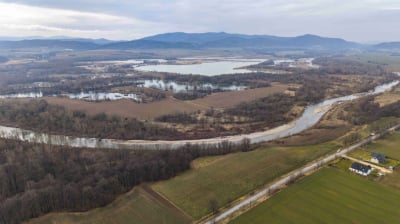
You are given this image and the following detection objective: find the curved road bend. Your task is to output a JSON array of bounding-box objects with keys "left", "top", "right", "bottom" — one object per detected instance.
[{"left": 204, "top": 124, "right": 400, "bottom": 224}]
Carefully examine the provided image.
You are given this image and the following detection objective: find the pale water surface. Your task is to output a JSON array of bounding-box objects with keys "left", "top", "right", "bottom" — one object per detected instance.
[
  {"left": 137, "top": 80, "right": 245, "bottom": 92},
  {"left": 136, "top": 60, "right": 263, "bottom": 76},
  {"left": 0, "top": 92, "right": 140, "bottom": 101}
]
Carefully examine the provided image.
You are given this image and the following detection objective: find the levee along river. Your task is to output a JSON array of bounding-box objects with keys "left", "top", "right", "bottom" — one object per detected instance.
[{"left": 0, "top": 80, "right": 398, "bottom": 150}]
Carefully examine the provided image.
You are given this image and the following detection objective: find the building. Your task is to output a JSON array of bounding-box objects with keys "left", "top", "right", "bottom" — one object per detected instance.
[
  {"left": 371, "top": 152, "right": 386, "bottom": 164},
  {"left": 349, "top": 162, "right": 372, "bottom": 176}
]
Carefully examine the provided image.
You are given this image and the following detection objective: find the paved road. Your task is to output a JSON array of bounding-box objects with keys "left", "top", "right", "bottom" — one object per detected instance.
[{"left": 204, "top": 124, "right": 400, "bottom": 224}]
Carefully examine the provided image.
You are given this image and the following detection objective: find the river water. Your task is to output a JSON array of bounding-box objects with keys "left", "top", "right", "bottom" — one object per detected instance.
[
  {"left": 135, "top": 60, "right": 263, "bottom": 76},
  {"left": 0, "top": 80, "right": 244, "bottom": 100},
  {"left": 0, "top": 80, "right": 398, "bottom": 150},
  {"left": 136, "top": 79, "right": 246, "bottom": 92},
  {"left": 0, "top": 92, "right": 140, "bottom": 102}
]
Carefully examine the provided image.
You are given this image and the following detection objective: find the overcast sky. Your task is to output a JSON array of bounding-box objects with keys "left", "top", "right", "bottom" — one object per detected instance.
[{"left": 0, "top": 0, "right": 399, "bottom": 42}]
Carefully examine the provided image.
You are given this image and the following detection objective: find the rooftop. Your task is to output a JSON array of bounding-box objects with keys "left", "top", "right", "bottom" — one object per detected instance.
[{"left": 351, "top": 162, "right": 372, "bottom": 173}]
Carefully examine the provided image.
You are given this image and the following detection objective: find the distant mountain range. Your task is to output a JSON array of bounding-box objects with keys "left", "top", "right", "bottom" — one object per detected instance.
[
  {"left": 101, "top": 32, "right": 361, "bottom": 50},
  {"left": 373, "top": 42, "right": 400, "bottom": 50},
  {"left": 0, "top": 32, "right": 398, "bottom": 52},
  {"left": 0, "top": 39, "right": 100, "bottom": 50}
]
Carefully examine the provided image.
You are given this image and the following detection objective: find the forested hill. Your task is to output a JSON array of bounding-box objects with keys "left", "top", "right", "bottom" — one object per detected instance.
[
  {"left": 0, "top": 39, "right": 100, "bottom": 50},
  {"left": 1, "top": 32, "right": 400, "bottom": 52},
  {"left": 101, "top": 32, "right": 360, "bottom": 50}
]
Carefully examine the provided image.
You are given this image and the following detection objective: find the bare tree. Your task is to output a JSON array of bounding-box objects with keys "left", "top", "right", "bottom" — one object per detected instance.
[
  {"left": 209, "top": 199, "right": 219, "bottom": 215},
  {"left": 241, "top": 138, "right": 251, "bottom": 152}
]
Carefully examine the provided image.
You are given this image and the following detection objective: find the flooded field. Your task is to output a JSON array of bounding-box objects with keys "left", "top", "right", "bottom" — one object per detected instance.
[
  {"left": 135, "top": 60, "right": 263, "bottom": 76},
  {"left": 137, "top": 79, "right": 245, "bottom": 92},
  {"left": 0, "top": 92, "right": 140, "bottom": 102}
]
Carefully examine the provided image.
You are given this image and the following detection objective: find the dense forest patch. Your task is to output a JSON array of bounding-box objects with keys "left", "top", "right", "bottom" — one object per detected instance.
[{"left": 0, "top": 138, "right": 252, "bottom": 224}]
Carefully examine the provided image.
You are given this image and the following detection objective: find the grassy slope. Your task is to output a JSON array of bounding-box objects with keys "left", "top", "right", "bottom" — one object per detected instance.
[
  {"left": 27, "top": 187, "right": 191, "bottom": 224},
  {"left": 231, "top": 168, "right": 400, "bottom": 224},
  {"left": 152, "top": 142, "right": 339, "bottom": 220}
]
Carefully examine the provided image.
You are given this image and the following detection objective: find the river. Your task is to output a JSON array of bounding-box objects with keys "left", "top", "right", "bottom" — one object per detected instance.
[
  {"left": 0, "top": 80, "right": 398, "bottom": 150},
  {"left": 135, "top": 60, "right": 263, "bottom": 76}
]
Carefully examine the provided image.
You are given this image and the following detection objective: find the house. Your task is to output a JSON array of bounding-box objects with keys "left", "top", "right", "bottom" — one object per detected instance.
[
  {"left": 371, "top": 152, "right": 386, "bottom": 164},
  {"left": 349, "top": 162, "right": 372, "bottom": 176}
]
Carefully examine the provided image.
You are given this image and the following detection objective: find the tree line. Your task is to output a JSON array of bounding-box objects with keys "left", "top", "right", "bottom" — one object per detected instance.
[
  {"left": 0, "top": 100, "right": 183, "bottom": 140},
  {"left": 0, "top": 138, "right": 253, "bottom": 224},
  {"left": 342, "top": 96, "right": 400, "bottom": 126},
  {"left": 312, "top": 57, "right": 388, "bottom": 76}
]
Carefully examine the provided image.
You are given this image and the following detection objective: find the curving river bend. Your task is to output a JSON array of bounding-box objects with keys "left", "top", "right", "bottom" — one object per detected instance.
[{"left": 0, "top": 81, "right": 398, "bottom": 150}]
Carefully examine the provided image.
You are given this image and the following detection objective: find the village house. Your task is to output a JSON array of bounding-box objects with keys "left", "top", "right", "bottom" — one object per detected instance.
[
  {"left": 371, "top": 152, "right": 386, "bottom": 164},
  {"left": 349, "top": 162, "right": 372, "bottom": 176}
]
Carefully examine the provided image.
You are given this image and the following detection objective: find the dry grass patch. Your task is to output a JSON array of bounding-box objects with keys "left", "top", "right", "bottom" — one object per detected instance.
[
  {"left": 375, "top": 85, "right": 400, "bottom": 107},
  {"left": 191, "top": 83, "right": 289, "bottom": 109},
  {"left": 8, "top": 84, "right": 288, "bottom": 120},
  {"left": 42, "top": 97, "right": 207, "bottom": 119},
  {"left": 27, "top": 186, "right": 191, "bottom": 224}
]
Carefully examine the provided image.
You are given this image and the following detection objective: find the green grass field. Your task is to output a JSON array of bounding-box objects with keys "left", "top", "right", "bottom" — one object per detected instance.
[
  {"left": 362, "top": 130, "right": 400, "bottom": 160},
  {"left": 358, "top": 129, "right": 400, "bottom": 190},
  {"left": 28, "top": 187, "right": 191, "bottom": 224},
  {"left": 382, "top": 170, "right": 400, "bottom": 189},
  {"left": 152, "top": 142, "right": 339, "bottom": 220},
  {"left": 348, "top": 149, "right": 400, "bottom": 168},
  {"left": 347, "top": 126, "right": 400, "bottom": 171},
  {"left": 231, "top": 168, "right": 400, "bottom": 224}
]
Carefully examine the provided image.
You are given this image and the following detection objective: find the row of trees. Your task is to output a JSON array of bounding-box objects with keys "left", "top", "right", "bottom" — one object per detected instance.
[
  {"left": 310, "top": 57, "right": 387, "bottom": 76},
  {"left": 155, "top": 112, "right": 197, "bottom": 124},
  {"left": 342, "top": 96, "right": 400, "bottom": 126},
  {"left": 173, "top": 91, "right": 208, "bottom": 100},
  {"left": 0, "top": 100, "right": 183, "bottom": 140},
  {"left": 227, "top": 93, "right": 297, "bottom": 125},
  {"left": 0, "top": 138, "right": 253, "bottom": 224}
]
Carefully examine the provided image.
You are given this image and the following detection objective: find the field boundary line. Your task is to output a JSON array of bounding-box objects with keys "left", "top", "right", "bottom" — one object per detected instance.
[
  {"left": 201, "top": 123, "right": 400, "bottom": 224},
  {"left": 141, "top": 184, "right": 193, "bottom": 222}
]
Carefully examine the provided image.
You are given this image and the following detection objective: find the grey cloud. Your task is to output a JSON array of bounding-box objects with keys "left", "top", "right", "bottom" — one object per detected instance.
[{"left": 0, "top": 0, "right": 400, "bottom": 41}]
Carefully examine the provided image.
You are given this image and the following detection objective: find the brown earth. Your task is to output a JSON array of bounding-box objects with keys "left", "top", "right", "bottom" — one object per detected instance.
[
  {"left": 8, "top": 84, "right": 288, "bottom": 120},
  {"left": 191, "top": 83, "right": 288, "bottom": 109},
  {"left": 375, "top": 85, "right": 400, "bottom": 107},
  {"left": 43, "top": 97, "right": 206, "bottom": 120}
]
